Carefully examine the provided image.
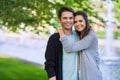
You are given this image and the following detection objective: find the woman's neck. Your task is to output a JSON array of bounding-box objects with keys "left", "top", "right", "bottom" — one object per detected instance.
[{"left": 79, "top": 30, "right": 85, "bottom": 39}]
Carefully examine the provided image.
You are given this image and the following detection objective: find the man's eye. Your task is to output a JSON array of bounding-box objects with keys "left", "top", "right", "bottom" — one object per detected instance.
[
  {"left": 69, "top": 17, "right": 73, "bottom": 19},
  {"left": 63, "top": 17, "right": 67, "bottom": 19}
]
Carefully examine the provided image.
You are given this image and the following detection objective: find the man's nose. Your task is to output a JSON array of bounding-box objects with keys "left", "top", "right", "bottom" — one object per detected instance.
[{"left": 66, "top": 18, "right": 71, "bottom": 22}]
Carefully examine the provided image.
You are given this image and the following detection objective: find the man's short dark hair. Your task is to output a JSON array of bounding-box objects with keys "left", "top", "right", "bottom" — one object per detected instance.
[{"left": 58, "top": 6, "right": 74, "bottom": 19}]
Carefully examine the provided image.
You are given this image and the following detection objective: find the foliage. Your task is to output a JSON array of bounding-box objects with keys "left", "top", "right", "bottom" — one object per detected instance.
[
  {"left": 96, "top": 30, "right": 106, "bottom": 39},
  {"left": 113, "top": 0, "right": 120, "bottom": 22},
  {"left": 114, "top": 29, "right": 120, "bottom": 39},
  {"left": 96, "top": 29, "right": 120, "bottom": 39},
  {"left": 0, "top": 0, "right": 53, "bottom": 32},
  {"left": 0, "top": 57, "right": 48, "bottom": 80},
  {"left": 0, "top": 0, "right": 104, "bottom": 33}
]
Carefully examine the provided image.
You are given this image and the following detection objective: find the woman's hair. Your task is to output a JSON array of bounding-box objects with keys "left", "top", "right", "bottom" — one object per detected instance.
[{"left": 74, "top": 11, "right": 91, "bottom": 39}]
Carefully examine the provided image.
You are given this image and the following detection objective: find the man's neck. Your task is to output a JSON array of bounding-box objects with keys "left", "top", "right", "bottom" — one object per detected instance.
[{"left": 62, "top": 28, "right": 72, "bottom": 35}]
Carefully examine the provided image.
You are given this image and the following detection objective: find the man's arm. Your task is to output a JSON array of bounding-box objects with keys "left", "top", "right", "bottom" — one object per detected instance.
[{"left": 45, "top": 35, "right": 56, "bottom": 79}]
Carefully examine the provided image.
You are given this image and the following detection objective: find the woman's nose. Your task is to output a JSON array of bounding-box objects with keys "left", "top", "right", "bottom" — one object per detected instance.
[{"left": 76, "top": 22, "right": 80, "bottom": 25}]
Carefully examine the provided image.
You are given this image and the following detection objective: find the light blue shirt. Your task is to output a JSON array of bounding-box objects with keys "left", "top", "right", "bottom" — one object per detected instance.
[
  {"left": 62, "top": 33, "right": 79, "bottom": 80},
  {"left": 61, "top": 30, "right": 103, "bottom": 80}
]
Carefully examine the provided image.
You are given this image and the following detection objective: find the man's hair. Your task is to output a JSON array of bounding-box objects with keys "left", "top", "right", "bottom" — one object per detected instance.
[{"left": 58, "top": 6, "right": 74, "bottom": 19}]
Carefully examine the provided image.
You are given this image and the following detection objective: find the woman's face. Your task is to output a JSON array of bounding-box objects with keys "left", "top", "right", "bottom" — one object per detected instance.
[{"left": 74, "top": 15, "right": 86, "bottom": 32}]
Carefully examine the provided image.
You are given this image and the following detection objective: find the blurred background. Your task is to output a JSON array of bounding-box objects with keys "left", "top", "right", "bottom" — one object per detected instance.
[{"left": 0, "top": 0, "right": 120, "bottom": 80}]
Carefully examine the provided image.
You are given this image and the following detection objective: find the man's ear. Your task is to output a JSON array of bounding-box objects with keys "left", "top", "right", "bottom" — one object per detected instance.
[{"left": 58, "top": 18, "right": 61, "bottom": 22}]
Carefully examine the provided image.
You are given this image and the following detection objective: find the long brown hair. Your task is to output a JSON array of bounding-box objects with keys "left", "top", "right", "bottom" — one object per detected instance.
[{"left": 74, "top": 11, "right": 91, "bottom": 39}]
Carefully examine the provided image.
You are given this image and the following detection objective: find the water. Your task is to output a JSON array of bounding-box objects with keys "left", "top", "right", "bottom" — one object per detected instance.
[
  {"left": 100, "top": 0, "right": 120, "bottom": 80},
  {"left": 100, "top": 62, "right": 120, "bottom": 80},
  {"left": 101, "top": 0, "right": 114, "bottom": 60}
]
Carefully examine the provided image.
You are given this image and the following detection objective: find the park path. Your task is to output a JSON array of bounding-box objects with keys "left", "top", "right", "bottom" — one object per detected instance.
[
  {"left": 0, "top": 34, "right": 120, "bottom": 66},
  {"left": 0, "top": 37, "right": 47, "bottom": 65}
]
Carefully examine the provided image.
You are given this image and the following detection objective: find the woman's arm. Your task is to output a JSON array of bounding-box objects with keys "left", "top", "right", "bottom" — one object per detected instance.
[{"left": 59, "top": 30, "right": 96, "bottom": 53}]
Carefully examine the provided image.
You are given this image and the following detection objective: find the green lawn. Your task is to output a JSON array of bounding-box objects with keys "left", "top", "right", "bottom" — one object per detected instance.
[{"left": 0, "top": 57, "right": 48, "bottom": 80}]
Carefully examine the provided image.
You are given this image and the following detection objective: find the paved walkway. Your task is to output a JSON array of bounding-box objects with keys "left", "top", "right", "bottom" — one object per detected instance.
[
  {"left": 0, "top": 38, "right": 47, "bottom": 65},
  {"left": 0, "top": 36, "right": 120, "bottom": 65}
]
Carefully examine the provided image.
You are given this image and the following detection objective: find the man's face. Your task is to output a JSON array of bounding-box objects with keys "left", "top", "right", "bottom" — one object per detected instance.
[{"left": 59, "top": 11, "right": 74, "bottom": 30}]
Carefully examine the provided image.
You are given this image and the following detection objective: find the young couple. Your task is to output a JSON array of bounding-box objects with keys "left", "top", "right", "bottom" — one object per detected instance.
[{"left": 45, "top": 6, "right": 103, "bottom": 80}]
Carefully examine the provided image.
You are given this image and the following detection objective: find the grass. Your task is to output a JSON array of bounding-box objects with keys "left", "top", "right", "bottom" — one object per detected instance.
[{"left": 0, "top": 57, "right": 48, "bottom": 80}]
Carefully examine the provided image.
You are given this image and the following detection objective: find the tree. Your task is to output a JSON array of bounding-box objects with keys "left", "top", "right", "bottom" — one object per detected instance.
[
  {"left": 113, "top": 0, "right": 120, "bottom": 22},
  {"left": 0, "top": 0, "right": 104, "bottom": 33}
]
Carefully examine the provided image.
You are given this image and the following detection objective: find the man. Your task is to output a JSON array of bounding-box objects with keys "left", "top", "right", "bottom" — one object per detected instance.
[{"left": 45, "top": 6, "right": 78, "bottom": 80}]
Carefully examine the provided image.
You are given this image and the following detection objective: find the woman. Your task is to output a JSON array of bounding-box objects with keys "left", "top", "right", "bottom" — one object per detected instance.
[{"left": 59, "top": 11, "right": 103, "bottom": 80}]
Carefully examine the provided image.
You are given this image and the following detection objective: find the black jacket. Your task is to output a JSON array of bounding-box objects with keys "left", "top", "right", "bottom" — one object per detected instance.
[{"left": 45, "top": 33, "right": 63, "bottom": 80}]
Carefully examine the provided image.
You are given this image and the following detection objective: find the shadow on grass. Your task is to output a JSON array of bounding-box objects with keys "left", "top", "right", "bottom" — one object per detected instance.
[{"left": 0, "top": 57, "right": 48, "bottom": 80}]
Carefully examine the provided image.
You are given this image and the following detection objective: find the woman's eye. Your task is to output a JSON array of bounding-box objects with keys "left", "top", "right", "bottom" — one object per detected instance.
[
  {"left": 74, "top": 21, "right": 77, "bottom": 23},
  {"left": 79, "top": 20, "right": 83, "bottom": 22}
]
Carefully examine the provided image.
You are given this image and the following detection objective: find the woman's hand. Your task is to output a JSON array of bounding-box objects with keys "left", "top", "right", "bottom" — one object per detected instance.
[{"left": 58, "top": 29, "right": 65, "bottom": 37}]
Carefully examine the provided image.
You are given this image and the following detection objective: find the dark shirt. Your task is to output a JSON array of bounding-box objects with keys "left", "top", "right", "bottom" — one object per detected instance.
[{"left": 45, "top": 33, "right": 63, "bottom": 80}]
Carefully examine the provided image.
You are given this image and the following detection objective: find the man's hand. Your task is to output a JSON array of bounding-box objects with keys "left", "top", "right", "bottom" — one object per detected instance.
[{"left": 49, "top": 76, "right": 56, "bottom": 80}]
